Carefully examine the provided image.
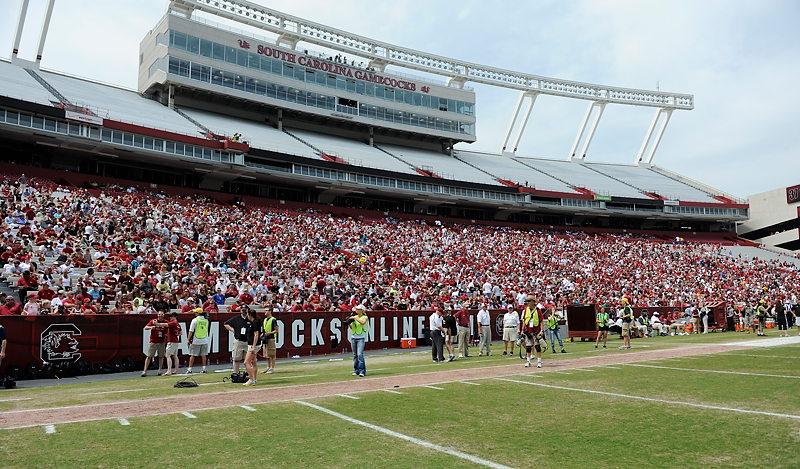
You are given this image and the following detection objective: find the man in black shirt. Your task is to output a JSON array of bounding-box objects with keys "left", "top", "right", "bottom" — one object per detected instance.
[
  {"left": 443, "top": 309, "right": 457, "bottom": 362},
  {"left": 224, "top": 308, "right": 251, "bottom": 374}
]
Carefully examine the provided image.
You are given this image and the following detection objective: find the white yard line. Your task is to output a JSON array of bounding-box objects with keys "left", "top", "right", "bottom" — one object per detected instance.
[
  {"left": 79, "top": 389, "right": 148, "bottom": 396},
  {"left": 296, "top": 401, "right": 513, "bottom": 469},
  {"left": 337, "top": 394, "right": 360, "bottom": 400},
  {"left": 382, "top": 389, "right": 403, "bottom": 395},
  {"left": 572, "top": 368, "right": 596, "bottom": 372},
  {"left": 496, "top": 378, "right": 800, "bottom": 421},
  {"left": 117, "top": 418, "right": 130, "bottom": 426},
  {"left": 44, "top": 425, "right": 56, "bottom": 434},
  {"left": 624, "top": 364, "right": 800, "bottom": 379},
  {"left": 239, "top": 405, "right": 257, "bottom": 412},
  {"left": 181, "top": 411, "right": 197, "bottom": 419},
  {"left": 462, "top": 381, "right": 481, "bottom": 386},
  {"left": 594, "top": 366, "right": 621, "bottom": 370},
  {"left": 0, "top": 397, "right": 32, "bottom": 402},
  {"left": 423, "top": 385, "right": 444, "bottom": 390}
]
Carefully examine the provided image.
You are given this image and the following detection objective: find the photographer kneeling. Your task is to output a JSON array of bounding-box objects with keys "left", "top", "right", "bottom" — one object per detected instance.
[{"left": 347, "top": 305, "right": 369, "bottom": 377}]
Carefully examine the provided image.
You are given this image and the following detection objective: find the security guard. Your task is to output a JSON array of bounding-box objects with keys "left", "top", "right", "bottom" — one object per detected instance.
[
  {"left": 595, "top": 305, "right": 610, "bottom": 349},
  {"left": 620, "top": 298, "right": 633, "bottom": 350},
  {"left": 757, "top": 300, "right": 768, "bottom": 336}
]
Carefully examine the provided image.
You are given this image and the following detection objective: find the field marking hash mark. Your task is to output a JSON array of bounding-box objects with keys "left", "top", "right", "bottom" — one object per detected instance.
[{"left": 296, "top": 400, "right": 514, "bottom": 469}]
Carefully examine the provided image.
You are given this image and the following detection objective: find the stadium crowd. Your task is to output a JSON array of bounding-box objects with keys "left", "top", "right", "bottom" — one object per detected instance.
[{"left": 0, "top": 173, "right": 797, "bottom": 327}]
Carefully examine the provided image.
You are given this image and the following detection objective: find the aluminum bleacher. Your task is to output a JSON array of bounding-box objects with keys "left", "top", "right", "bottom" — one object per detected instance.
[
  {"left": 286, "top": 129, "right": 418, "bottom": 175},
  {"left": 586, "top": 163, "right": 715, "bottom": 202},
  {"left": 379, "top": 144, "right": 501, "bottom": 186},
  {"left": 515, "top": 157, "right": 643, "bottom": 198},
  {"left": 455, "top": 151, "right": 578, "bottom": 193},
  {"left": 180, "top": 109, "right": 317, "bottom": 159},
  {"left": 36, "top": 70, "right": 202, "bottom": 137},
  {"left": 0, "top": 60, "right": 58, "bottom": 106}
]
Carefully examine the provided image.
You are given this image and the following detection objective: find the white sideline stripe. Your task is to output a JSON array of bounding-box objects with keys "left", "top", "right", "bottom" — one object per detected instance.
[
  {"left": 270, "top": 374, "right": 318, "bottom": 380},
  {"left": 625, "top": 364, "right": 800, "bottom": 379},
  {"left": 44, "top": 425, "right": 56, "bottom": 434},
  {"left": 240, "top": 405, "right": 257, "bottom": 412},
  {"left": 296, "top": 401, "right": 513, "bottom": 469},
  {"left": 550, "top": 371, "right": 572, "bottom": 375},
  {"left": 677, "top": 356, "right": 700, "bottom": 359},
  {"left": 338, "top": 394, "right": 360, "bottom": 400},
  {"left": 407, "top": 364, "right": 439, "bottom": 368},
  {"left": 199, "top": 382, "right": 225, "bottom": 387},
  {"left": 496, "top": 378, "right": 800, "bottom": 421},
  {"left": 572, "top": 368, "right": 596, "bottom": 372},
  {"left": 462, "top": 381, "right": 481, "bottom": 386},
  {"left": 595, "top": 366, "right": 621, "bottom": 370},
  {"left": 181, "top": 412, "right": 197, "bottom": 419},
  {"left": 79, "top": 388, "right": 147, "bottom": 396},
  {"left": 371, "top": 368, "right": 389, "bottom": 372},
  {"left": 383, "top": 389, "right": 403, "bottom": 394},
  {"left": 118, "top": 418, "right": 130, "bottom": 426},
  {"left": 423, "top": 385, "right": 444, "bottom": 390},
  {"left": 724, "top": 353, "right": 800, "bottom": 359},
  {"left": 0, "top": 397, "right": 33, "bottom": 402}
]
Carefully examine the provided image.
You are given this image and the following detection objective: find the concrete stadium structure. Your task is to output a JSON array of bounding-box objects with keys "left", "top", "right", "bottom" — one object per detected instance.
[{"left": 0, "top": 0, "right": 751, "bottom": 233}]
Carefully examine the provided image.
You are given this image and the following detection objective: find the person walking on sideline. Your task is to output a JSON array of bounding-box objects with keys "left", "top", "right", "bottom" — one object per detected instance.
[
  {"left": 454, "top": 306, "right": 471, "bottom": 358},
  {"left": 477, "top": 303, "right": 492, "bottom": 356},
  {"left": 348, "top": 304, "right": 368, "bottom": 376},
  {"left": 547, "top": 309, "right": 566, "bottom": 354},
  {"left": 596, "top": 305, "right": 610, "bottom": 349},
  {"left": 242, "top": 308, "right": 262, "bottom": 386},
  {"left": 186, "top": 308, "right": 210, "bottom": 374},
  {"left": 429, "top": 307, "right": 445, "bottom": 362},
  {"left": 443, "top": 309, "right": 457, "bottom": 361},
  {"left": 163, "top": 311, "right": 182, "bottom": 376},
  {"left": 142, "top": 311, "right": 169, "bottom": 377},
  {"left": 260, "top": 309, "right": 279, "bottom": 374},
  {"left": 519, "top": 295, "right": 545, "bottom": 368},
  {"left": 502, "top": 306, "right": 519, "bottom": 356}
]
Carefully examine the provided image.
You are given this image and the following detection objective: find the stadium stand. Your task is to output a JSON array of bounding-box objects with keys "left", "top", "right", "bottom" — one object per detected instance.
[
  {"left": 379, "top": 144, "right": 500, "bottom": 185},
  {"left": 0, "top": 61, "right": 58, "bottom": 107}
]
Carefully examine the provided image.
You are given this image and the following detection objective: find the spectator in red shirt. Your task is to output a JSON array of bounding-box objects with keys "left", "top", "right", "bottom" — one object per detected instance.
[
  {"left": 37, "top": 285, "right": 56, "bottom": 302},
  {"left": 0, "top": 297, "right": 22, "bottom": 315},
  {"left": 163, "top": 312, "right": 182, "bottom": 376},
  {"left": 17, "top": 271, "right": 39, "bottom": 304},
  {"left": 239, "top": 291, "right": 254, "bottom": 305}
]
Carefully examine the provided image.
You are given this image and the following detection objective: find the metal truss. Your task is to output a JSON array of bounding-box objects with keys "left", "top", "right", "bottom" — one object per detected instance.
[{"left": 168, "top": 0, "right": 694, "bottom": 110}]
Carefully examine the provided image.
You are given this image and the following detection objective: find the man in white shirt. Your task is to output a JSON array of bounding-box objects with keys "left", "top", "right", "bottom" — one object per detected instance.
[
  {"left": 477, "top": 304, "right": 492, "bottom": 356},
  {"left": 650, "top": 312, "right": 666, "bottom": 336},
  {"left": 502, "top": 306, "right": 519, "bottom": 356},
  {"left": 429, "top": 308, "right": 445, "bottom": 362}
]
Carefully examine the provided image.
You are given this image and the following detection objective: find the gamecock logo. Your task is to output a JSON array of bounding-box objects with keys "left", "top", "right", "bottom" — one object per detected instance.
[
  {"left": 238, "top": 39, "right": 250, "bottom": 49},
  {"left": 40, "top": 324, "right": 82, "bottom": 362}
]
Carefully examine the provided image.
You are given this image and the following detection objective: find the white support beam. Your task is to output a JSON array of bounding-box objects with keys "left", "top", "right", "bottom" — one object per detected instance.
[
  {"left": 34, "top": 0, "right": 56, "bottom": 63},
  {"left": 578, "top": 102, "right": 605, "bottom": 160},
  {"left": 500, "top": 91, "right": 526, "bottom": 153},
  {"left": 510, "top": 93, "right": 537, "bottom": 153},
  {"left": 645, "top": 109, "right": 672, "bottom": 164},
  {"left": 11, "top": 0, "right": 30, "bottom": 57},
  {"left": 568, "top": 101, "right": 594, "bottom": 161},
  {"left": 635, "top": 108, "right": 662, "bottom": 165}
]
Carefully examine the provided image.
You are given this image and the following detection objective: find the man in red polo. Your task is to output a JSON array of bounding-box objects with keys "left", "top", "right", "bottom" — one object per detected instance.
[
  {"left": 453, "top": 306, "right": 472, "bottom": 358},
  {"left": 142, "top": 311, "right": 169, "bottom": 377},
  {"left": 0, "top": 295, "right": 22, "bottom": 315}
]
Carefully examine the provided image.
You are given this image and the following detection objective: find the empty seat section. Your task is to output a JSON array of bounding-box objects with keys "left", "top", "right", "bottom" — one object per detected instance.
[
  {"left": 380, "top": 145, "right": 501, "bottom": 186},
  {"left": 287, "top": 130, "right": 417, "bottom": 175},
  {"left": 37, "top": 71, "right": 201, "bottom": 136},
  {"left": 517, "top": 157, "right": 643, "bottom": 198},
  {"left": 180, "top": 109, "right": 317, "bottom": 159},
  {"left": 587, "top": 163, "right": 714, "bottom": 202},
  {"left": 457, "top": 152, "right": 577, "bottom": 193},
  {"left": 0, "top": 60, "right": 57, "bottom": 106}
]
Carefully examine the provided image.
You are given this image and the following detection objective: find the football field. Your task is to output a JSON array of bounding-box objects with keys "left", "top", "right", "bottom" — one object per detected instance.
[{"left": 1, "top": 333, "right": 798, "bottom": 468}]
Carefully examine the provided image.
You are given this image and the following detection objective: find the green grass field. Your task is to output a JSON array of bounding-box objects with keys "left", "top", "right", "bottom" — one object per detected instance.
[{"left": 1, "top": 333, "right": 799, "bottom": 468}]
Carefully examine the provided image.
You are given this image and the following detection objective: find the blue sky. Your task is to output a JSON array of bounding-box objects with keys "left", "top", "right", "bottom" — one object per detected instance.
[{"left": 1, "top": 0, "right": 798, "bottom": 199}]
